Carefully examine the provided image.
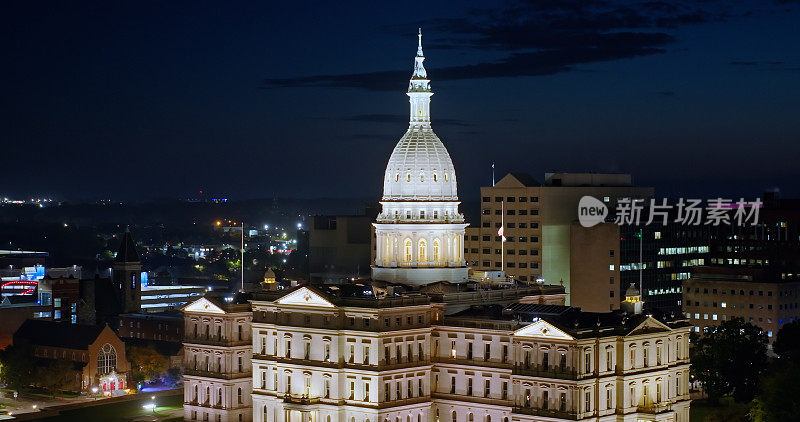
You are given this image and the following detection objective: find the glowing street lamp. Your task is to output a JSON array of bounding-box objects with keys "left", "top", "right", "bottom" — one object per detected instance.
[{"left": 143, "top": 402, "right": 156, "bottom": 414}]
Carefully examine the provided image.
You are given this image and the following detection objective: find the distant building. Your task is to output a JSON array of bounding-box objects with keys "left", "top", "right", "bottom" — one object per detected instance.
[
  {"left": 113, "top": 227, "right": 142, "bottom": 314},
  {"left": 13, "top": 319, "right": 131, "bottom": 393},
  {"left": 78, "top": 228, "right": 143, "bottom": 326},
  {"left": 308, "top": 212, "right": 375, "bottom": 282},
  {"left": 464, "top": 172, "right": 654, "bottom": 310},
  {"left": 140, "top": 284, "right": 205, "bottom": 312},
  {"left": 119, "top": 311, "right": 184, "bottom": 343},
  {"left": 119, "top": 311, "right": 185, "bottom": 368},
  {"left": 0, "top": 296, "right": 52, "bottom": 348},
  {"left": 684, "top": 193, "right": 800, "bottom": 338},
  {"left": 683, "top": 267, "right": 800, "bottom": 340},
  {"left": 182, "top": 294, "right": 253, "bottom": 422}
]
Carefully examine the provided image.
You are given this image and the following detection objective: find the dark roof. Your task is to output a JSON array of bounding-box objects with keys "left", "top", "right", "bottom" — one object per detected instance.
[
  {"left": 254, "top": 283, "right": 430, "bottom": 308},
  {"left": 443, "top": 302, "right": 691, "bottom": 339},
  {"left": 505, "top": 303, "right": 573, "bottom": 317},
  {"left": 123, "top": 338, "right": 183, "bottom": 356},
  {"left": 508, "top": 172, "right": 540, "bottom": 187},
  {"left": 14, "top": 320, "right": 105, "bottom": 349},
  {"left": 115, "top": 227, "right": 140, "bottom": 263},
  {"left": 1, "top": 295, "right": 39, "bottom": 306}
]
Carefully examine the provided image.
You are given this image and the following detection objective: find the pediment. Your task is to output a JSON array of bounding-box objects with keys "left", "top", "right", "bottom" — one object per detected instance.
[
  {"left": 627, "top": 316, "right": 671, "bottom": 336},
  {"left": 183, "top": 297, "right": 225, "bottom": 314},
  {"left": 513, "top": 319, "right": 574, "bottom": 341},
  {"left": 275, "top": 287, "right": 335, "bottom": 308}
]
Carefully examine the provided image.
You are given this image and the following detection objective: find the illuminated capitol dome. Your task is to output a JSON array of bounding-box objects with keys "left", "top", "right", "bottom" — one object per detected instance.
[{"left": 372, "top": 30, "right": 469, "bottom": 285}]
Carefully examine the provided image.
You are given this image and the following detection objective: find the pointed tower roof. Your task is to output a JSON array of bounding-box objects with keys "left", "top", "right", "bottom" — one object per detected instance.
[
  {"left": 409, "top": 28, "right": 429, "bottom": 91},
  {"left": 382, "top": 29, "right": 458, "bottom": 201},
  {"left": 114, "top": 226, "right": 140, "bottom": 263}
]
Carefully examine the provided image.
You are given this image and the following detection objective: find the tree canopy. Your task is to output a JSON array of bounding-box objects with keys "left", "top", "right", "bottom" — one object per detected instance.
[{"left": 690, "top": 318, "right": 768, "bottom": 403}]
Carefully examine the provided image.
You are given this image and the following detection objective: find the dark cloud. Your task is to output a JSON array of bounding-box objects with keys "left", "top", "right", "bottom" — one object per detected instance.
[
  {"left": 729, "top": 60, "right": 798, "bottom": 71},
  {"left": 262, "top": 0, "right": 720, "bottom": 90}
]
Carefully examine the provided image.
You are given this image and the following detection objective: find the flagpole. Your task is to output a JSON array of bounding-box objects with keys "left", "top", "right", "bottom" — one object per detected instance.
[
  {"left": 241, "top": 221, "right": 245, "bottom": 292},
  {"left": 501, "top": 200, "right": 504, "bottom": 273}
]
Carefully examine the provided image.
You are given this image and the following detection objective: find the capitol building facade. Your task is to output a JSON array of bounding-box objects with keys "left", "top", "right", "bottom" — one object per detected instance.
[{"left": 182, "top": 33, "right": 691, "bottom": 422}]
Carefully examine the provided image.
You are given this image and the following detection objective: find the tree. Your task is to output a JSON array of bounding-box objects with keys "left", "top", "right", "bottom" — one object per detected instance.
[
  {"left": 749, "top": 362, "right": 800, "bottom": 422},
  {"left": 0, "top": 345, "right": 34, "bottom": 390},
  {"left": 37, "top": 359, "right": 77, "bottom": 397},
  {"left": 772, "top": 320, "right": 800, "bottom": 361},
  {"left": 690, "top": 318, "right": 768, "bottom": 403},
  {"left": 749, "top": 321, "right": 800, "bottom": 422},
  {"left": 128, "top": 345, "right": 168, "bottom": 384}
]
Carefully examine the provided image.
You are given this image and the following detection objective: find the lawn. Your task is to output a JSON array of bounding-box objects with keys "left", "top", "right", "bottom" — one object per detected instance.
[
  {"left": 691, "top": 397, "right": 752, "bottom": 422},
  {"left": 32, "top": 394, "right": 182, "bottom": 422}
]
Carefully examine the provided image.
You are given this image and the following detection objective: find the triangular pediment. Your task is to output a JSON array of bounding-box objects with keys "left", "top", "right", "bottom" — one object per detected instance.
[
  {"left": 627, "top": 316, "right": 671, "bottom": 336},
  {"left": 513, "top": 319, "right": 574, "bottom": 341},
  {"left": 275, "top": 287, "right": 335, "bottom": 308},
  {"left": 183, "top": 297, "right": 226, "bottom": 314}
]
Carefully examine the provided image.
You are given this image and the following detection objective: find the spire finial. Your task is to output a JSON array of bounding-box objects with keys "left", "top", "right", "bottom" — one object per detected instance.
[{"left": 417, "top": 28, "right": 424, "bottom": 57}]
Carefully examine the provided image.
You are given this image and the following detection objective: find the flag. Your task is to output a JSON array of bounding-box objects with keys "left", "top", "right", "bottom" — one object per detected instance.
[{"left": 497, "top": 226, "right": 506, "bottom": 242}]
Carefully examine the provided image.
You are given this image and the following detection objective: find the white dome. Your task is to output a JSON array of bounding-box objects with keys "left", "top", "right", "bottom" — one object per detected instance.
[{"left": 382, "top": 125, "right": 458, "bottom": 201}]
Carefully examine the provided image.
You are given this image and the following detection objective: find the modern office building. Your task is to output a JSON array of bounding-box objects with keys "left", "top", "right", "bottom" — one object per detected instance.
[
  {"left": 464, "top": 172, "right": 654, "bottom": 309},
  {"left": 308, "top": 211, "right": 376, "bottom": 282},
  {"left": 682, "top": 266, "right": 800, "bottom": 340}
]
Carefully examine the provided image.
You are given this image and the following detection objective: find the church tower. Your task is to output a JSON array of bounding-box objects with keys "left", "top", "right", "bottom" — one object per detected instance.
[
  {"left": 372, "top": 30, "right": 469, "bottom": 286},
  {"left": 113, "top": 227, "right": 141, "bottom": 313}
]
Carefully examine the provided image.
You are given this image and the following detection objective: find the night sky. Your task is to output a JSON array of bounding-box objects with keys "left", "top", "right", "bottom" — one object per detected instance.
[{"left": 3, "top": 1, "right": 800, "bottom": 201}]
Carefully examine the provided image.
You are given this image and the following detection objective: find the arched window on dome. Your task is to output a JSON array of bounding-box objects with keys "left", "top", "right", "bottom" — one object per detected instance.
[
  {"left": 433, "top": 240, "right": 440, "bottom": 261},
  {"left": 407, "top": 173, "right": 411, "bottom": 182},
  {"left": 404, "top": 239, "right": 412, "bottom": 262},
  {"left": 395, "top": 174, "right": 400, "bottom": 182},
  {"left": 418, "top": 239, "right": 427, "bottom": 261},
  {"left": 444, "top": 173, "right": 449, "bottom": 182},
  {"left": 420, "top": 173, "right": 425, "bottom": 182},
  {"left": 433, "top": 173, "right": 438, "bottom": 182}
]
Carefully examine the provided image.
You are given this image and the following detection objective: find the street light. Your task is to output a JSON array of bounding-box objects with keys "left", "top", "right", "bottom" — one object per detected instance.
[{"left": 143, "top": 402, "right": 156, "bottom": 414}]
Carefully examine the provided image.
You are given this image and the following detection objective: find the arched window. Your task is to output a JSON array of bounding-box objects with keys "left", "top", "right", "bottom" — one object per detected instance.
[
  {"left": 486, "top": 416, "right": 491, "bottom": 422},
  {"left": 395, "top": 174, "right": 400, "bottom": 182},
  {"left": 407, "top": 173, "right": 411, "bottom": 182},
  {"left": 433, "top": 240, "right": 440, "bottom": 261},
  {"left": 217, "top": 388, "right": 222, "bottom": 405},
  {"left": 193, "top": 385, "right": 198, "bottom": 401},
  {"left": 420, "top": 173, "right": 424, "bottom": 182},
  {"left": 418, "top": 239, "right": 427, "bottom": 261},
  {"left": 468, "top": 413, "right": 473, "bottom": 422},
  {"left": 404, "top": 239, "right": 412, "bottom": 262},
  {"left": 264, "top": 406, "right": 269, "bottom": 422},
  {"left": 444, "top": 173, "right": 449, "bottom": 182},
  {"left": 452, "top": 411, "right": 457, "bottom": 422},
  {"left": 433, "top": 174, "right": 438, "bottom": 182},
  {"left": 97, "top": 344, "right": 116, "bottom": 375},
  {"left": 237, "top": 387, "right": 242, "bottom": 404}
]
